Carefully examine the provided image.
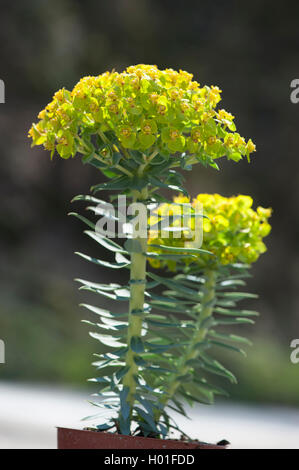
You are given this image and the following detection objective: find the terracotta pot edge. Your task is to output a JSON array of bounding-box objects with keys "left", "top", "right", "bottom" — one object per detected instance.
[{"left": 57, "top": 426, "right": 228, "bottom": 449}]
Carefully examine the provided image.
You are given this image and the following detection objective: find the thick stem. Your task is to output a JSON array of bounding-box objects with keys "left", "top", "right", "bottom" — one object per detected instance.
[
  {"left": 122, "top": 189, "right": 148, "bottom": 415},
  {"left": 155, "top": 268, "right": 217, "bottom": 420}
]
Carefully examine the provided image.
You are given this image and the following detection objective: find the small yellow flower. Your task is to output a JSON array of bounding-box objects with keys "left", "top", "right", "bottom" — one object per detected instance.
[
  {"left": 131, "top": 77, "right": 140, "bottom": 89},
  {"left": 57, "top": 136, "right": 68, "bottom": 146},
  {"left": 169, "top": 89, "right": 180, "bottom": 101},
  {"left": 200, "top": 112, "right": 210, "bottom": 123},
  {"left": 218, "top": 109, "right": 234, "bottom": 121},
  {"left": 126, "top": 97, "right": 135, "bottom": 108},
  {"left": 38, "top": 110, "right": 46, "bottom": 120},
  {"left": 44, "top": 140, "right": 55, "bottom": 151},
  {"left": 89, "top": 98, "right": 99, "bottom": 112},
  {"left": 150, "top": 93, "right": 159, "bottom": 104},
  {"left": 257, "top": 206, "right": 272, "bottom": 218},
  {"left": 209, "top": 86, "right": 222, "bottom": 105},
  {"left": 109, "top": 103, "right": 119, "bottom": 114},
  {"left": 54, "top": 89, "right": 64, "bottom": 102},
  {"left": 207, "top": 136, "right": 216, "bottom": 145},
  {"left": 115, "top": 76, "right": 125, "bottom": 86},
  {"left": 237, "top": 136, "right": 246, "bottom": 147},
  {"left": 180, "top": 102, "right": 189, "bottom": 113},
  {"left": 108, "top": 91, "right": 117, "bottom": 101},
  {"left": 169, "top": 129, "right": 180, "bottom": 140},
  {"left": 100, "top": 147, "right": 110, "bottom": 157},
  {"left": 120, "top": 127, "right": 132, "bottom": 138},
  {"left": 189, "top": 81, "right": 200, "bottom": 90},
  {"left": 142, "top": 124, "right": 152, "bottom": 134},
  {"left": 158, "top": 104, "right": 167, "bottom": 115},
  {"left": 191, "top": 129, "right": 201, "bottom": 143},
  {"left": 225, "top": 134, "right": 235, "bottom": 147},
  {"left": 72, "top": 88, "right": 86, "bottom": 100}
]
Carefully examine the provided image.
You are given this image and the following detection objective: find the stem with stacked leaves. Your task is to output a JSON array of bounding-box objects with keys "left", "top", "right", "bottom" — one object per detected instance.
[
  {"left": 122, "top": 189, "right": 148, "bottom": 416},
  {"left": 154, "top": 269, "right": 217, "bottom": 421}
]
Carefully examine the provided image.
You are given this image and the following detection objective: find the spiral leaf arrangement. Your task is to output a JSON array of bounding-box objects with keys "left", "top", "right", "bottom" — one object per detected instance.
[
  {"left": 147, "top": 194, "right": 271, "bottom": 420},
  {"left": 28, "top": 64, "right": 269, "bottom": 438}
]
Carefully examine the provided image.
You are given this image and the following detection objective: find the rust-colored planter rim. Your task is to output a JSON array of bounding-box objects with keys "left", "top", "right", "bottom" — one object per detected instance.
[{"left": 57, "top": 427, "right": 228, "bottom": 449}]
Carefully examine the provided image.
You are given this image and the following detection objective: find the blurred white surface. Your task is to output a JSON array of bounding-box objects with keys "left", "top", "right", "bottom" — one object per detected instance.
[{"left": 0, "top": 381, "right": 298, "bottom": 449}]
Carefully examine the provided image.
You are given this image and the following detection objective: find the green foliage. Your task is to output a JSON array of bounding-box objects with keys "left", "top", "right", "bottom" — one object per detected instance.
[
  {"left": 71, "top": 199, "right": 186, "bottom": 436},
  {"left": 144, "top": 264, "right": 258, "bottom": 419},
  {"left": 71, "top": 194, "right": 262, "bottom": 436},
  {"left": 146, "top": 194, "right": 271, "bottom": 423}
]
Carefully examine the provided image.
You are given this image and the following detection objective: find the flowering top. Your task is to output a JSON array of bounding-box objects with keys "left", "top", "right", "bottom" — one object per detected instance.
[
  {"left": 28, "top": 64, "right": 255, "bottom": 166},
  {"left": 148, "top": 193, "right": 272, "bottom": 270}
]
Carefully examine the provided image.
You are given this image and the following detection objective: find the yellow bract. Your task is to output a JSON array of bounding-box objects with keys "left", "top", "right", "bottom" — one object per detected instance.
[
  {"left": 28, "top": 64, "right": 255, "bottom": 164},
  {"left": 148, "top": 193, "right": 272, "bottom": 270}
]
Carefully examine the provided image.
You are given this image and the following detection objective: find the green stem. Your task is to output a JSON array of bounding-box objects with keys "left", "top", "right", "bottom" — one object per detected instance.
[
  {"left": 115, "top": 163, "right": 133, "bottom": 178},
  {"left": 155, "top": 268, "right": 217, "bottom": 420},
  {"left": 122, "top": 188, "right": 148, "bottom": 417}
]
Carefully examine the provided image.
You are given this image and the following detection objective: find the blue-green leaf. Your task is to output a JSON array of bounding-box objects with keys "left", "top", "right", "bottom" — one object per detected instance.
[
  {"left": 130, "top": 336, "right": 144, "bottom": 353},
  {"left": 75, "top": 251, "right": 130, "bottom": 269}
]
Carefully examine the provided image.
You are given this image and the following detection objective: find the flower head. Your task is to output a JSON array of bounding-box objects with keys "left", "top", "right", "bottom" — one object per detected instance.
[{"left": 148, "top": 193, "right": 272, "bottom": 270}]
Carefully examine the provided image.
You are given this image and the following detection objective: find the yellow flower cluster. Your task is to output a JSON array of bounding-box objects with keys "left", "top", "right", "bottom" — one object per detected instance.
[
  {"left": 148, "top": 193, "right": 272, "bottom": 270},
  {"left": 28, "top": 64, "right": 255, "bottom": 163}
]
